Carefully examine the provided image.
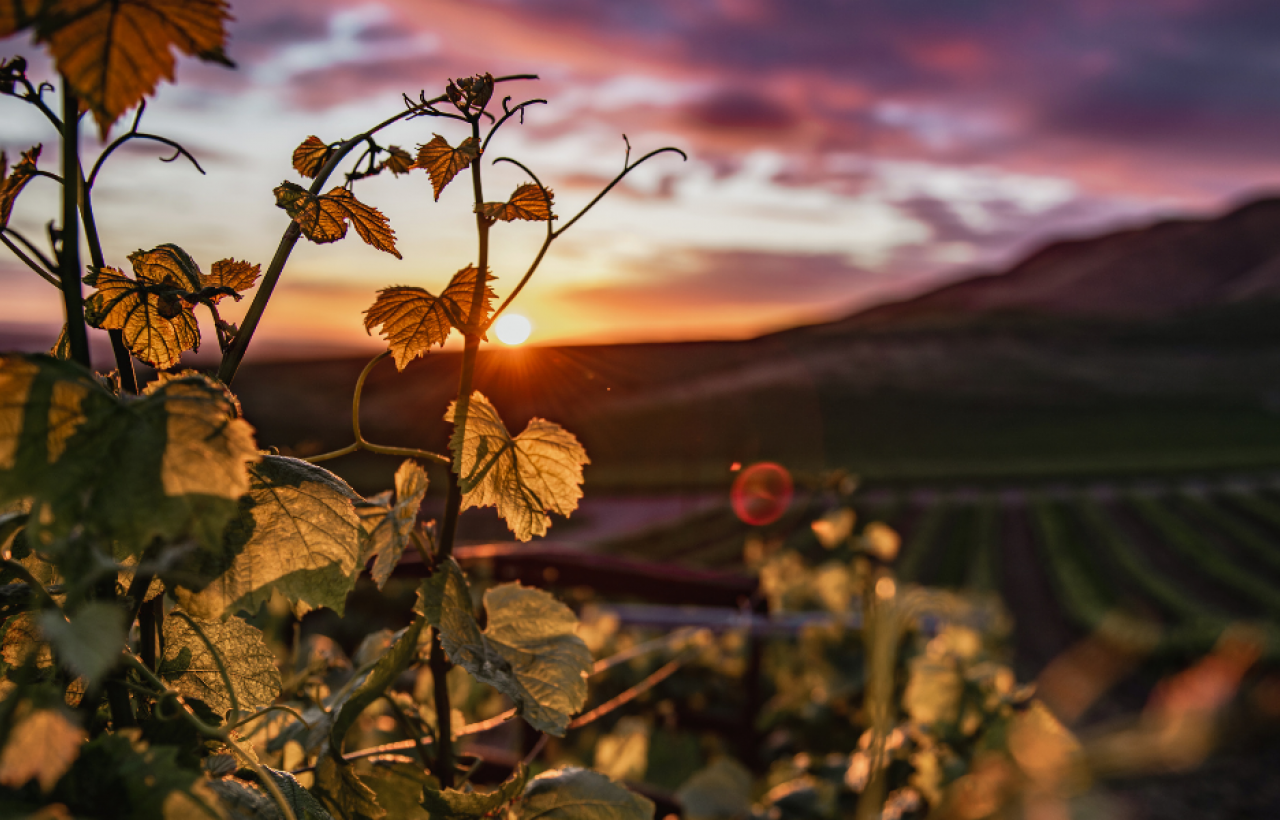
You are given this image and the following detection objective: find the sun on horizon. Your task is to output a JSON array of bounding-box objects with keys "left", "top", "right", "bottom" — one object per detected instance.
[{"left": 494, "top": 313, "right": 533, "bottom": 346}]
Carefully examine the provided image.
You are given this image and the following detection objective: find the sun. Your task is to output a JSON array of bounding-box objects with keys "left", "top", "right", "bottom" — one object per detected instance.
[{"left": 494, "top": 313, "right": 533, "bottom": 345}]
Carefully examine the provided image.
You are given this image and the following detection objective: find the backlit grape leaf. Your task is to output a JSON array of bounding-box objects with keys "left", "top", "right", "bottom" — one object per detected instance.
[
  {"left": 34, "top": 0, "right": 234, "bottom": 139},
  {"left": 38, "top": 601, "right": 126, "bottom": 686},
  {"left": 0, "top": 145, "right": 40, "bottom": 228},
  {"left": 330, "top": 618, "right": 424, "bottom": 753},
  {"left": 200, "top": 258, "right": 260, "bottom": 303},
  {"left": 315, "top": 755, "right": 386, "bottom": 820},
  {"left": 445, "top": 392, "right": 588, "bottom": 542},
  {"left": 0, "top": 356, "right": 257, "bottom": 557},
  {"left": 358, "top": 460, "right": 428, "bottom": 589},
  {"left": 292, "top": 135, "right": 330, "bottom": 178},
  {"left": 274, "top": 181, "right": 402, "bottom": 259},
  {"left": 365, "top": 761, "right": 430, "bottom": 820},
  {"left": 363, "top": 266, "right": 496, "bottom": 370},
  {"left": 417, "top": 558, "right": 591, "bottom": 735},
  {"left": 173, "top": 455, "right": 365, "bottom": 619},
  {"left": 476, "top": 183, "right": 553, "bottom": 222},
  {"left": 0, "top": 702, "right": 85, "bottom": 793},
  {"left": 421, "top": 763, "right": 528, "bottom": 819},
  {"left": 161, "top": 610, "right": 282, "bottom": 717},
  {"left": 0, "top": 2, "right": 43, "bottom": 37},
  {"left": 260, "top": 767, "right": 335, "bottom": 820},
  {"left": 414, "top": 134, "right": 479, "bottom": 201},
  {"left": 381, "top": 145, "right": 413, "bottom": 177},
  {"left": 514, "top": 768, "right": 654, "bottom": 820}
]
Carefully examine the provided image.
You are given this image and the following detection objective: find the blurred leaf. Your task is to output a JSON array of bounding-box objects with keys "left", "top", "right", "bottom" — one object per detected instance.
[
  {"left": 329, "top": 618, "right": 424, "bottom": 754},
  {"left": 594, "top": 717, "right": 649, "bottom": 783},
  {"left": 413, "top": 135, "right": 479, "bottom": 201},
  {"left": 274, "top": 182, "right": 401, "bottom": 259},
  {"left": 675, "top": 758, "right": 752, "bottom": 820},
  {"left": 161, "top": 611, "right": 282, "bottom": 718},
  {"left": 418, "top": 558, "right": 591, "bottom": 736},
  {"left": 29, "top": 0, "right": 233, "bottom": 138},
  {"left": 0, "top": 702, "right": 85, "bottom": 793},
  {"left": 0, "top": 612, "right": 54, "bottom": 674},
  {"left": 380, "top": 145, "right": 413, "bottom": 177},
  {"left": 476, "top": 183, "right": 553, "bottom": 222},
  {"left": 363, "top": 761, "right": 429, "bottom": 820},
  {"left": 514, "top": 767, "right": 653, "bottom": 820},
  {"left": 174, "top": 455, "right": 365, "bottom": 619},
  {"left": 38, "top": 602, "right": 125, "bottom": 686},
  {"left": 358, "top": 460, "right": 428, "bottom": 589},
  {"left": 446, "top": 392, "right": 588, "bottom": 542},
  {"left": 0, "top": 145, "right": 40, "bottom": 229},
  {"left": 201, "top": 259, "right": 260, "bottom": 303},
  {"left": 52, "top": 731, "right": 221, "bottom": 820},
  {"left": 0, "top": 2, "right": 43, "bottom": 38},
  {"left": 903, "top": 656, "right": 962, "bottom": 727},
  {"left": 421, "top": 762, "right": 527, "bottom": 819},
  {"left": 363, "top": 266, "right": 496, "bottom": 370},
  {"left": 292, "top": 135, "right": 330, "bottom": 178},
  {"left": 314, "top": 755, "right": 385, "bottom": 820},
  {"left": 1007, "top": 701, "right": 1084, "bottom": 793}
]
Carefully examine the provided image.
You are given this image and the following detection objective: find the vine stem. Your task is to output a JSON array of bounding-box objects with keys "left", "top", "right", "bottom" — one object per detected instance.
[
  {"left": 78, "top": 171, "right": 137, "bottom": 391},
  {"left": 121, "top": 653, "right": 298, "bottom": 820},
  {"left": 58, "top": 78, "right": 90, "bottom": 367},
  {"left": 304, "top": 350, "right": 448, "bottom": 466}
]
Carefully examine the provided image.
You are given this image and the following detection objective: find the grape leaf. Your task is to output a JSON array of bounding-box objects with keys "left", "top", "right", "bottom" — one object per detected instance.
[
  {"left": 364, "top": 761, "right": 431, "bottom": 820},
  {"left": 0, "top": 356, "right": 257, "bottom": 557},
  {"left": 260, "top": 767, "right": 336, "bottom": 820},
  {"left": 514, "top": 768, "right": 654, "bottom": 820},
  {"left": 421, "top": 763, "right": 528, "bottom": 819},
  {"left": 50, "top": 324, "right": 71, "bottom": 360},
  {"left": 445, "top": 392, "right": 588, "bottom": 542},
  {"left": 0, "top": 145, "right": 40, "bottom": 229},
  {"left": 173, "top": 455, "right": 365, "bottom": 619},
  {"left": 0, "top": 2, "right": 43, "bottom": 37},
  {"left": 30, "top": 0, "right": 234, "bottom": 139},
  {"left": 363, "top": 266, "right": 496, "bottom": 370},
  {"left": 315, "top": 755, "right": 386, "bottom": 820},
  {"left": 53, "top": 731, "right": 222, "bottom": 820},
  {"left": 413, "top": 134, "right": 479, "bottom": 201},
  {"left": 293, "top": 135, "right": 330, "bottom": 178},
  {"left": 381, "top": 145, "right": 413, "bottom": 177},
  {"left": 38, "top": 602, "right": 126, "bottom": 686},
  {"left": 330, "top": 618, "right": 424, "bottom": 754},
  {"left": 358, "top": 460, "right": 428, "bottom": 589},
  {"left": 200, "top": 258, "right": 260, "bottom": 303},
  {"left": 274, "top": 181, "right": 402, "bottom": 259},
  {"left": 83, "top": 243, "right": 208, "bottom": 369},
  {"left": 0, "top": 703, "right": 85, "bottom": 793},
  {"left": 161, "top": 610, "right": 283, "bottom": 718},
  {"left": 417, "top": 558, "right": 591, "bottom": 736},
  {"left": 476, "top": 183, "right": 554, "bottom": 222}
]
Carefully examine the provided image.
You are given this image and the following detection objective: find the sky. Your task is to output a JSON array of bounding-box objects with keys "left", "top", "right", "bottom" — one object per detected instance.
[{"left": 4, "top": 0, "right": 1280, "bottom": 356}]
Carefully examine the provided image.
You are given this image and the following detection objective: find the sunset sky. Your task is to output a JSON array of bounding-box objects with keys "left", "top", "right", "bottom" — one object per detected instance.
[{"left": 4, "top": 0, "right": 1280, "bottom": 358}]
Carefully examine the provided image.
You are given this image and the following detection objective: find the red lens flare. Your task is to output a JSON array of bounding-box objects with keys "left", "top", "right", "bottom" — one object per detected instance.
[{"left": 731, "top": 462, "right": 794, "bottom": 526}]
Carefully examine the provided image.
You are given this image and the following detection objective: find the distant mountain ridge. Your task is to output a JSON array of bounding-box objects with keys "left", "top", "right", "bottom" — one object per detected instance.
[{"left": 818, "top": 195, "right": 1280, "bottom": 331}]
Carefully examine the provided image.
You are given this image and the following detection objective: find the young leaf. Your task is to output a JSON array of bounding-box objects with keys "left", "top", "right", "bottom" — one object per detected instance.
[
  {"left": 476, "top": 183, "right": 554, "bottom": 222},
  {"left": 417, "top": 559, "right": 592, "bottom": 736},
  {"left": 314, "top": 755, "right": 387, "bottom": 820},
  {"left": 0, "top": 357, "right": 257, "bottom": 557},
  {"left": 514, "top": 768, "right": 655, "bottom": 820},
  {"left": 413, "top": 134, "right": 480, "bottom": 201},
  {"left": 421, "top": 762, "right": 528, "bottom": 819},
  {"left": 201, "top": 258, "right": 261, "bottom": 303},
  {"left": 0, "top": 145, "right": 40, "bottom": 229},
  {"left": 37, "top": 602, "right": 126, "bottom": 687},
  {"left": 381, "top": 145, "right": 413, "bottom": 177},
  {"left": 50, "top": 324, "right": 71, "bottom": 360},
  {"left": 274, "top": 182, "right": 402, "bottom": 259},
  {"left": 293, "top": 135, "right": 331, "bottom": 178},
  {"left": 329, "top": 618, "right": 424, "bottom": 754},
  {"left": 0, "top": 703, "right": 85, "bottom": 793},
  {"left": 173, "top": 455, "right": 365, "bottom": 619},
  {"left": 161, "top": 611, "right": 283, "bottom": 717},
  {"left": 363, "top": 266, "right": 496, "bottom": 370},
  {"left": 445, "top": 392, "right": 588, "bottom": 542},
  {"left": 358, "top": 460, "right": 428, "bottom": 589},
  {"left": 34, "top": 0, "right": 235, "bottom": 139}
]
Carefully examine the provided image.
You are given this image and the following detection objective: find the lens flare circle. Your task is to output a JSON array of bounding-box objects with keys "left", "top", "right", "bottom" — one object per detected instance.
[
  {"left": 731, "top": 462, "right": 794, "bottom": 526},
  {"left": 494, "top": 313, "right": 532, "bottom": 345}
]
